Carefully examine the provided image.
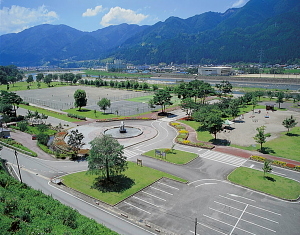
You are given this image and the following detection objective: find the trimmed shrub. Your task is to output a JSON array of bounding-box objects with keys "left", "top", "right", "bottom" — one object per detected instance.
[
  {"left": 250, "top": 155, "right": 266, "bottom": 162},
  {"left": 272, "top": 160, "right": 287, "bottom": 167}
]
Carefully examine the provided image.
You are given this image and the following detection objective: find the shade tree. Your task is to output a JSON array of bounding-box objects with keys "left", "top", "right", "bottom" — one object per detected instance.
[{"left": 73, "top": 89, "right": 87, "bottom": 111}]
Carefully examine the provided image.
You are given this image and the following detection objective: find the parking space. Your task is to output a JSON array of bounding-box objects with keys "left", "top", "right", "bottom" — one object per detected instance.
[
  {"left": 115, "top": 178, "right": 298, "bottom": 235},
  {"left": 200, "top": 193, "right": 281, "bottom": 235},
  {"left": 116, "top": 178, "right": 184, "bottom": 218}
]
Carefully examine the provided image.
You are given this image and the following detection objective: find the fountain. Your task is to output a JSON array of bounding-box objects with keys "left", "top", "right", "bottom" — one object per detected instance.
[
  {"left": 119, "top": 121, "right": 126, "bottom": 133},
  {"left": 104, "top": 121, "right": 143, "bottom": 139}
]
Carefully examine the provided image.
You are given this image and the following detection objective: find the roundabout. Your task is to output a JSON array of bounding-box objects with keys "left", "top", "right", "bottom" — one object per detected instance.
[{"left": 65, "top": 120, "right": 157, "bottom": 149}]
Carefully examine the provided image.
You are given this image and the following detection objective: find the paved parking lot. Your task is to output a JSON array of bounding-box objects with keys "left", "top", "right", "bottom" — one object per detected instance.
[{"left": 115, "top": 178, "right": 299, "bottom": 235}]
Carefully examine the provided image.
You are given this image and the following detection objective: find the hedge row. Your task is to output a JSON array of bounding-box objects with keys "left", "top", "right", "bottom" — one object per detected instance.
[
  {"left": 67, "top": 113, "right": 86, "bottom": 120},
  {"left": 250, "top": 155, "right": 300, "bottom": 171},
  {"left": 170, "top": 122, "right": 214, "bottom": 149}
]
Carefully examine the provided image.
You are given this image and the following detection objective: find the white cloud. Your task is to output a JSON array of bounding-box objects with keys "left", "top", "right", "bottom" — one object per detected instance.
[
  {"left": 100, "top": 7, "right": 148, "bottom": 27},
  {"left": 82, "top": 5, "right": 103, "bottom": 17},
  {"left": 0, "top": 5, "right": 58, "bottom": 34},
  {"left": 232, "top": 0, "right": 248, "bottom": 8}
]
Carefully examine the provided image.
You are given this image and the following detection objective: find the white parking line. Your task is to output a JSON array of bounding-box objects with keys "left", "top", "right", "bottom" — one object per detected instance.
[
  {"left": 209, "top": 206, "right": 277, "bottom": 233},
  {"left": 195, "top": 183, "right": 217, "bottom": 188},
  {"left": 214, "top": 201, "right": 278, "bottom": 223},
  {"left": 204, "top": 214, "right": 256, "bottom": 235},
  {"left": 158, "top": 182, "right": 179, "bottom": 190},
  {"left": 219, "top": 195, "right": 281, "bottom": 216},
  {"left": 227, "top": 193, "right": 256, "bottom": 202},
  {"left": 230, "top": 204, "right": 248, "bottom": 235},
  {"left": 142, "top": 191, "right": 166, "bottom": 201},
  {"left": 124, "top": 202, "right": 151, "bottom": 214},
  {"left": 133, "top": 196, "right": 160, "bottom": 208},
  {"left": 150, "top": 186, "right": 173, "bottom": 195}
]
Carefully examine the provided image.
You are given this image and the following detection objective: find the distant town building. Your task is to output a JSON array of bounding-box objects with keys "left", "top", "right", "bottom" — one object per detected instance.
[
  {"left": 106, "top": 60, "right": 127, "bottom": 71},
  {"left": 198, "top": 66, "right": 233, "bottom": 76}
]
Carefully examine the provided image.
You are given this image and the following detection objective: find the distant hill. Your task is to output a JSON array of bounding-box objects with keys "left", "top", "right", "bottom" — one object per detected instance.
[{"left": 0, "top": 0, "right": 299, "bottom": 66}]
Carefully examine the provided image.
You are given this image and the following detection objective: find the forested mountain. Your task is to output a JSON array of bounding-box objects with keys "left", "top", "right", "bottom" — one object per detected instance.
[{"left": 0, "top": 0, "right": 299, "bottom": 66}]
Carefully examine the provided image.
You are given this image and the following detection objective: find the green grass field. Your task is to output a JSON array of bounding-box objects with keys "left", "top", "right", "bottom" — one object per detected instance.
[
  {"left": 178, "top": 120, "right": 212, "bottom": 142},
  {"left": 63, "top": 108, "right": 118, "bottom": 120},
  {"left": 19, "top": 104, "right": 80, "bottom": 122},
  {"left": 143, "top": 149, "right": 198, "bottom": 164},
  {"left": 0, "top": 81, "right": 68, "bottom": 92},
  {"left": 62, "top": 161, "right": 187, "bottom": 205},
  {"left": 232, "top": 127, "right": 300, "bottom": 161},
  {"left": 228, "top": 167, "right": 300, "bottom": 200}
]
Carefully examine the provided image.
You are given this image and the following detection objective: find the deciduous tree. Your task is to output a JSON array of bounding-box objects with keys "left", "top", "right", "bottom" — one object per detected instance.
[
  {"left": 87, "top": 135, "right": 127, "bottom": 182},
  {"left": 282, "top": 115, "right": 298, "bottom": 133},
  {"left": 67, "top": 129, "right": 84, "bottom": 157},
  {"left": 97, "top": 98, "right": 111, "bottom": 114},
  {"left": 73, "top": 89, "right": 87, "bottom": 111},
  {"left": 253, "top": 126, "right": 271, "bottom": 151}
]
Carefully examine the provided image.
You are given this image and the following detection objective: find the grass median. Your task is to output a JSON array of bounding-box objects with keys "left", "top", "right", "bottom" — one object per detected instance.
[
  {"left": 228, "top": 167, "right": 300, "bottom": 200},
  {"left": 62, "top": 161, "right": 187, "bottom": 205},
  {"left": 143, "top": 148, "right": 198, "bottom": 164}
]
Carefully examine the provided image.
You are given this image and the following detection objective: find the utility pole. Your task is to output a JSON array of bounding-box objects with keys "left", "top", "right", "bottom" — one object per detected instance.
[
  {"left": 195, "top": 218, "right": 197, "bottom": 235},
  {"left": 14, "top": 150, "right": 23, "bottom": 183}
]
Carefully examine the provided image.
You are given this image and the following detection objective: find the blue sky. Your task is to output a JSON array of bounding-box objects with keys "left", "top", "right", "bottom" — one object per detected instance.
[{"left": 0, "top": 0, "right": 250, "bottom": 35}]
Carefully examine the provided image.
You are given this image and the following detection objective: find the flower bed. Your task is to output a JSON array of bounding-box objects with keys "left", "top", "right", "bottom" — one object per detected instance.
[
  {"left": 170, "top": 122, "right": 214, "bottom": 150},
  {"left": 250, "top": 155, "right": 300, "bottom": 171}
]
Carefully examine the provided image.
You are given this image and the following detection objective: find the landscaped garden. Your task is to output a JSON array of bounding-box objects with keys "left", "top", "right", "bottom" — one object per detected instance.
[
  {"left": 228, "top": 167, "right": 300, "bottom": 200},
  {"left": 62, "top": 161, "right": 187, "bottom": 205},
  {"left": 142, "top": 148, "right": 198, "bottom": 164}
]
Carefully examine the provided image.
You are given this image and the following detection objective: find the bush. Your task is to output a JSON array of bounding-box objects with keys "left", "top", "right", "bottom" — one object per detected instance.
[
  {"left": 36, "top": 133, "right": 49, "bottom": 146},
  {"left": 17, "top": 121, "right": 28, "bottom": 132},
  {"left": 164, "top": 148, "right": 171, "bottom": 154},
  {"left": 250, "top": 155, "right": 266, "bottom": 162},
  {"left": 272, "top": 160, "right": 287, "bottom": 167},
  {"left": 295, "top": 165, "right": 300, "bottom": 171},
  {"left": 67, "top": 113, "right": 86, "bottom": 120}
]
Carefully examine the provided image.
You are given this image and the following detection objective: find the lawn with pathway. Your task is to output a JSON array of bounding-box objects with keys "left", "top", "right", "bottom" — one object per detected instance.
[{"left": 62, "top": 161, "right": 187, "bottom": 205}]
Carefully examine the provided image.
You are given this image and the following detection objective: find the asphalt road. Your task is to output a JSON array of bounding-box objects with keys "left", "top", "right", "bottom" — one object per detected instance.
[{"left": 1, "top": 109, "right": 300, "bottom": 235}]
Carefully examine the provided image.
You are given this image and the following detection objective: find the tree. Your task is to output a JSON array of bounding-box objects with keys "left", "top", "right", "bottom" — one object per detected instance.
[
  {"left": 97, "top": 98, "right": 111, "bottom": 114},
  {"left": 0, "top": 91, "right": 23, "bottom": 117},
  {"left": 36, "top": 73, "right": 44, "bottom": 82},
  {"left": 253, "top": 126, "right": 271, "bottom": 151},
  {"left": 87, "top": 135, "right": 127, "bottom": 182},
  {"left": 67, "top": 129, "right": 84, "bottom": 157},
  {"left": 262, "top": 160, "right": 272, "bottom": 177},
  {"left": 153, "top": 89, "right": 173, "bottom": 113},
  {"left": 282, "top": 115, "right": 298, "bottom": 133},
  {"left": 275, "top": 91, "right": 284, "bottom": 109},
  {"left": 180, "top": 97, "right": 196, "bottom": 116},
  {"left": 43, "top": 74, "right": 52, "bottom": 87},
  {"left": 216, "top": 80, "right": 232, "bottom": 97},
  {"left": 148, "top": 99, "right": 155, "bottom": 109},
  {"left": 26, "top": 75, "right": 34, "bottom": 85},
  {"left": 73, "top": 89, "right": 87, "bottom": 111},
  {"left": 201, "top": 112, "right": 223, "bottom": 140}
]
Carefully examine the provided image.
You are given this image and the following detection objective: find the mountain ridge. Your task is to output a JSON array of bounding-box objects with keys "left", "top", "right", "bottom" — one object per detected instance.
[{"left": 0, "top": 0, "right": 299, "bottom": 66}]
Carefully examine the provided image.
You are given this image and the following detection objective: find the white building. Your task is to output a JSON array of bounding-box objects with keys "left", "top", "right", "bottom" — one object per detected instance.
[
  {"left": 106, "top": 60, "right": 127, "bottom": 71},
  {"left": 198, "top": 67, "right": 233, "bottom": 76}
]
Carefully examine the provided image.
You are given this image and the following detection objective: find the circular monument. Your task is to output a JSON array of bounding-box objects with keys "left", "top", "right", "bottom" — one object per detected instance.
[{"left": 104, "top": 126, "right": 143, "bottom": 139}]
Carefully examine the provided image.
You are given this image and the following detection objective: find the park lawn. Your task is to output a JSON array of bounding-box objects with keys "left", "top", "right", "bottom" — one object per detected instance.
[
  {"left": 232, "top": 127, "right": 300, "bottom": 161},
  {"left": 263, "top": 127, "right": 300, "bottom": 161},
  {"left": 19, "top": 104, "right": 80, "bottom": 122},
  {"left": 228, "top": 167, "right": 300, "bottom": 200},
  {"left": 63, "top": 108, "right": 118, "bottom": 119},
  {"left": 178, "top": 120, "right": 212, "bottom": 142},
  {"left": 143, "top": 149, "right": 198, "bottom": 164},
  {"left": 0, "top": 81, "right": 67, "bottom": 92},
  {"left": 62, "top": 161, "right": 187, "bottom": 205}
]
